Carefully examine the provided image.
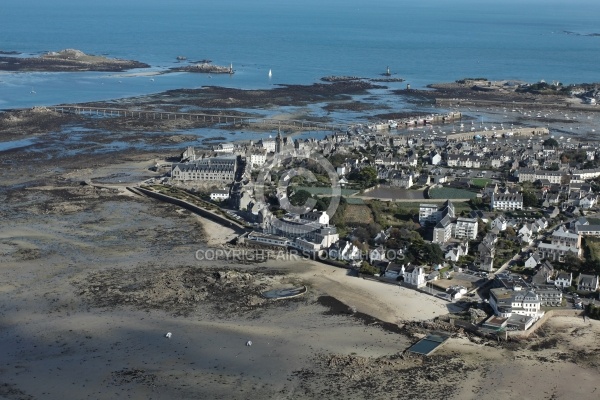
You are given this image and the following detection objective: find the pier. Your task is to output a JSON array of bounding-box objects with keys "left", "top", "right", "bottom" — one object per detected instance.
[{"left": 50, "top": 105, "right": 347, "bottom": 133}]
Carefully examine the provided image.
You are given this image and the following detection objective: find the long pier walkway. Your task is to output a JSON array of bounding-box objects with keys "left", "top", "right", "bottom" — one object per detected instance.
[{"left": 50, "top": 105, "right": 347, "bottom": 132}]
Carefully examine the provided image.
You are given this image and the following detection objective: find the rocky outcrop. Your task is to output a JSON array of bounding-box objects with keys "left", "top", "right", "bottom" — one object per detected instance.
[{"left": 0, "top": 49, "right": 149, "bottom": 72}]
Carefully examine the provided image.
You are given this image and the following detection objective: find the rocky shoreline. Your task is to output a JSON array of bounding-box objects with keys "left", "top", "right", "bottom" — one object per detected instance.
[{"left": 0, "top": 48, "right": 149, "bottom": 72}]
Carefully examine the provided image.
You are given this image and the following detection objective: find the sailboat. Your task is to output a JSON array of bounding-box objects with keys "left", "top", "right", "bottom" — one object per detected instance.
[
  {"left": 229, "top": 63, "right": 234, "bottom": 74},
  {"left": 30, "top": 87, "right": 36, "bottom": 94},
  {"left": 268, "top": 69, "right": 272, "bottom": 78}
]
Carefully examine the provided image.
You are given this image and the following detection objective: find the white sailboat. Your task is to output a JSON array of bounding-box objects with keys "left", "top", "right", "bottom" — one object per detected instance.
[{"left": 268, "top": 69, "right": 272, "bottom": 78}]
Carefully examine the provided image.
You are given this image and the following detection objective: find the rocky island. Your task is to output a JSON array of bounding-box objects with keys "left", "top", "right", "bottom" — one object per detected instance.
[
  {"left": 0, "top": 48, "right": 149, "bottom": 72},
  {"left": 170, "top": 62, "right": 233, "bottom": 74}
]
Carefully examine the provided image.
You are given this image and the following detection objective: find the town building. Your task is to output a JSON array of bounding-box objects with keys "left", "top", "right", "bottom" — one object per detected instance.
[
  {"left": 491, "top": 192, "right": 523, "bottom": 211},
  {"left": 433, "top": 216, "right": 453, "bottom": 244},
  {"left": 419, "top": 200, "right": 455, "bottom": 226},
  {"left": 489, "top": 287, "right": 542, "bottom": 319},
  {"left": 577, "top": 274, "right": 599, "bottom": 292},
  {"left": 404, "top": 266, "right": 426, "bottom": 288},
  {"left": 210, "top": 189, "right": 230, "bottom": 201},
  {"left": 554, "top": 271, "right": 572, "bottom": 288},
  {"left": 247, "top": 231, "right": 290, "bottom": 247},
  {"left": 248, "top": 152, "right": 267, "bottom": 168},
  {"left": 171, "top": 155, "right": 238, "bottom": 184},
  {"left": 453, "top": 217, "right": 478, "bottom": 241},
  {"left": 517, "top": 169, "right": 564, "bottom": 184}
]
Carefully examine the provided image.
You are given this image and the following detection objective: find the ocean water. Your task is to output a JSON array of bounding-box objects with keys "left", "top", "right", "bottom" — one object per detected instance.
[{"left": 0, "top": 0, "right": 599, "bottom": 109}]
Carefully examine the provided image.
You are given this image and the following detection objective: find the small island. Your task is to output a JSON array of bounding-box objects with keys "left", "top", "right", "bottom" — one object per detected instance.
[
  {"left": 0, "top": 49, "right": 149, "bottom": 72},
  {"left": 170, "top": 62, "right": 233, "bottom": 74}
]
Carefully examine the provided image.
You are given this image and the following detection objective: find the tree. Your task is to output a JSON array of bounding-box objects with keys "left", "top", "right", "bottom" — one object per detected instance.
[
  {"left": 314, "top": 197, "right": 331, "bottom": 212},
  {"left": 349, "top": 166, "right": 378, "bottom": 188},
  {"left": 407, "top": 241, "right": 444, "bottom": 265},
  {"left": 352, "top": 227, "right": 370, "bottom": 243},
  {"left": 543, "top": 138, "right": 559, "bottom": 148},
  {"left": 289, "top": 189, "right": 312, "bottom": 207},
  {"left": 469, "top": 197, "right": 483, "bottom": 208},
  {"left": 359, "top": 261, "right": 380, "bottom": 276},
  {"left": 522, "top": 191, "right": 539, "bottom": 208}
]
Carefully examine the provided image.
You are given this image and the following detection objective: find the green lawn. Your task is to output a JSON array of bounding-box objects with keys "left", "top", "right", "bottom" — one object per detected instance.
[
  {"left": 429, "top": 187, "right": 478, "bottom": 200},
  {"left": 295, "top": 186, "right": 358, "bottom": 196},
  {"left": 472, "top": 178, "right": 491, "bottom": 188}
]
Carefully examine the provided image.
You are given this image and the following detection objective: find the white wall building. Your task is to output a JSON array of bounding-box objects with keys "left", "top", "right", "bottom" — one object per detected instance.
[
  {"left": 404, "top": 266, "right": 426, "bottom": 288},
  {"left": 249, "top": 152, "right": 267, "bottom": 168},
  {"left": 491, "top": 192, "right": 524, "bottom": 211},
  {"left": 489, "top": 288, "right": 542, "bottom": 319},
  {"left": 210, "top": 189, "right": 230, "bottom": 201},
  {"left": 554, "top": 272, "right": 572, "bottom": 289},
  {"left": 453, "top": 217, "right": 478, "bottom": 240}
]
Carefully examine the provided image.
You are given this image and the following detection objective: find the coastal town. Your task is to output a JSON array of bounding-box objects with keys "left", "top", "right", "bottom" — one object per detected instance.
[
  {"left": 145, "top": 110, "right": 600, "bottom": 337},
  {"left": 3, "top": 0, "right": 600, "bottom": 396},
  {"left": 3, "top": 73, "right": 600, "bottom": 398}
]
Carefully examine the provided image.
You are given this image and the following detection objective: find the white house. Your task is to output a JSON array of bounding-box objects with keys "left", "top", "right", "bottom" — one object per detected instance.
[
  {"left": 577, "top": 274, "right": 599, "bottom": 292},
  {"left": 491, "top": 216, "right": 507, "bottom": 232},
  {"left": 554, "top": 272, "right": 572, "bottom": 289},
  {"left": 445, "top": 243, "right": 469, "bottom": 262},
  {"left": 519, "top": 232, "right": 534, "bottom": 246},
  {"left": 369, "top": 246, "right": 387, "bottom": 263},
  {"left": 384, "top": 264, "right": 404, "bottom": 279},
  {"left": 524, "top": 254, "right": 541, "bottom": 269},
  {"left": 404, "top": 266, "right": 426, "bottom": 288},
  {"left": 249, "top": 152, "right": 267, "bottom": 168},
  {"left": 210, "top": 189, "right": 230, "bottom": 201},
  {"left": 338, "top": 241, "right": 362, "bottom": 261},
  {"left": 259, "top": 140, "right": 276, "bottom": 153},
  {"left": 579, "top": 195, "right": 597, "bottom": 210},
  {"left": 446, "top": 285, "right": 467, "bottom": 300}
]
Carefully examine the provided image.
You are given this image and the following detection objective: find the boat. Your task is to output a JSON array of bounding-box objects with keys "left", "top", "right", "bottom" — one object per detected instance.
[
  {"left": 388, "top": 120, "right": 398, "bottom": 129},
  {"left": 268, "top": 69, "right": 272, "bottom": 78}
]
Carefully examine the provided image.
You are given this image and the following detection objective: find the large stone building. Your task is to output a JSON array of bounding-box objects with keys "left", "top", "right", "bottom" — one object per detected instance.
[
  {"left": 171, "top": 155, "right": 238, "bottom": 184},
  {"left": 517, "top": 169, "right": 563, "bottom": 184},
  {"left": 266, "top": 212, "right": 339, "bottom": 252},
  {"left": 489, "top": 287, "right": 542, "bottom": 319}
]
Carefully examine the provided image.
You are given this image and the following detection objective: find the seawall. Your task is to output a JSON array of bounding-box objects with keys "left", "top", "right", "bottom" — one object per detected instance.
[{"left": 135, "top": 186, "right": 248, "bottom": 234}]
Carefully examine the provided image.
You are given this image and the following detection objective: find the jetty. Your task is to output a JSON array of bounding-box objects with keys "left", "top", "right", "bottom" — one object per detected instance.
[{"left": 50, "top": 105, "right": 347, "bottom": 133}]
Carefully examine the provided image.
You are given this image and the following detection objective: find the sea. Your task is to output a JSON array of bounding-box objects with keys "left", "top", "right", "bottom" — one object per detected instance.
[{"left": 0, "top": 0, "right": 599, "bottom": 110}]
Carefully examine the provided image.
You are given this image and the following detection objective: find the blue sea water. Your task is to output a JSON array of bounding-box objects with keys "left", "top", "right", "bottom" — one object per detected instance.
[{"left": 0, "top": 0, "right": 599, "bottom": 109}]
